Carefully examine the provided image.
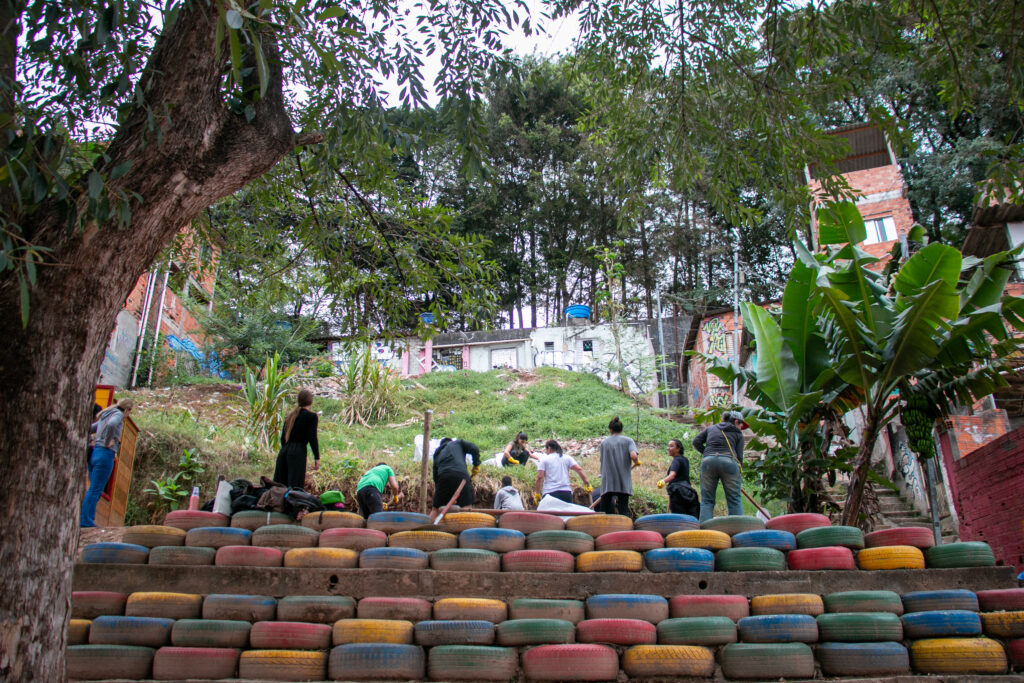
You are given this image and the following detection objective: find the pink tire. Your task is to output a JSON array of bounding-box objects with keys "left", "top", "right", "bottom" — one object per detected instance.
[
  {"left": 522, "top": 644, "right": 619, "bottom": 681},
  {"left": 594, "top": 530, "right": 664, "bottom": 552},
  {"left": 765, "top": 513, "right": 830, "bottom": 536},
  {"left": 249, "top": 621, "right": 332, "bottom": 650},
  {"left": 152, "top": 646, "right": 239, "bottom": 680},
  {"left": 214, "top": 545, "right": 283, "bottom": 567},
  {"left": 72, "top": 592, "right": 127, "bottom": 619},
  {"left": 577, "top": 618, "right": 657, "bottom": 645},
  {"left": 864, "top": 526, "right": 935, "bottom": 549},
  {"left": 163, "top": 510, "right": 230, "bottom": 531},
  {"left": 498, "top": 511, "right": 565, "bottom": 534},
  {"left": 670, "top": 595, "right": 750, "bottom": 621},
  {"left": 1008, "top": 639, "right": 1024, "bottom": 670},
  {"left": 977, "top": 589, "right": 1024, "bottom": 612},
  {"left": 358, "top": 597, "right": 432, "bottom": 622},
  {"left": 319, "top": 527, "right": 387, "bottom": 551},
  {"left": 787, "top": 546, "right": 855, "bottom": 570},
  {"left": 501, "top": 549, "right": 575, "bottom": 573}
]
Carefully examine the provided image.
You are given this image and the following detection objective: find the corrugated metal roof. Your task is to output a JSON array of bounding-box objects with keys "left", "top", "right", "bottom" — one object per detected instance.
[{"left": 809, "top": 124, "right": 893, "bottom": 179}]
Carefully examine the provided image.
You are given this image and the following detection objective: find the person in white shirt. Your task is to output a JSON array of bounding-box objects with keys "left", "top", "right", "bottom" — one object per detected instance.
[
  {"left": 535, "top": 439, "right": 592, "bottom": 505},
  {"left": 493, "top": 476, "right": 525, "bottom": 510}
]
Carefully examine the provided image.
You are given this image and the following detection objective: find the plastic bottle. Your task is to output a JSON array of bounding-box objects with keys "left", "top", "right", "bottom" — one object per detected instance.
[{"left": 188, "top": 486, "right": 200, "bottom": 511}]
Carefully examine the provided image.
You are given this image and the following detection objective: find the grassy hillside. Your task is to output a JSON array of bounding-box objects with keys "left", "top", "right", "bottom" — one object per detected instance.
[{"left": 125, "top": 368, "right": 774, "bottom": 523}]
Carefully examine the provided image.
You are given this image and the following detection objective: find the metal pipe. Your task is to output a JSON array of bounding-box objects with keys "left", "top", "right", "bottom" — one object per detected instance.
[
  {"left": 146, "top": 267, "right": 171, "bottom": 386},
  {"left": 925, "top": 456, "right": 943, "bottom": 546},
  {"left": 656, "top": 290, "right": 668, "bottom": 407},
  {"left": 129, "top": 271, "right": 157, "bottom": 388},
  {"left": 732, "top": 229, "right": 741, "bottom": 397}
]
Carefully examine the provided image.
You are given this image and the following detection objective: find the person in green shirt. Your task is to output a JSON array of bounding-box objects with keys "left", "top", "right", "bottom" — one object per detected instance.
[{"left": 356, "top": 462, "right": 404, "bottom": 519}]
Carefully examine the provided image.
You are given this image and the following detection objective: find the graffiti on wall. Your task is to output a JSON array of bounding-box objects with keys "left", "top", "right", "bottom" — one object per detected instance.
[
  {"left": 700, "top": 317, "right": 732, "bottom": 403},
  {"left": 895, "top": 437, "right": 926, "bottom": 506},
  {"left": 166, "top": 335, "right": 230, "bottom": 379}
]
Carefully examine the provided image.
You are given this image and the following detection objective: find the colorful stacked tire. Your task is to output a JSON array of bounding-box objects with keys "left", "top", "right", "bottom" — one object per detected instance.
[
  {"left": 825, "top": 590, "right": 904, "bottom": 615},
  {"left": 283, "top": 547, "right": 358, "bottom": 568},
  {"left": 787, "top": 546, "right": 856, "bottom": 570},
  {"left": 277, "top": 596, "right": 355, "bottom": 624},
  {"left": 387, "top": 530, "right": 458, "bottom": 552},
  {"left": 665, "top": 529, "right": 731, "bottom": 551},
  {"left": 66, "top": 644, "right": 155, "bottom": 680},
  {"left": 864, "top": 526, "right": 934, "bottom": 548},
  {"left": 594, "top": 529, "right": 663, "bottom": 552},
  {"left": 202, "top": 594, "right": 276, "bottom": 622},
  {"left": 909, "top": 637, "right": 1007, "bottom": 674},
  {"left": 1008, "top": 639, "right": 1024, "bottom": 670},
  {"left": 510, "top": 599, "right": 585, "bottom": 623},
  {"left": 498, "top": 511, "right": 564, "bottom": 533},
  {"left": 214, "top": 545, "right": 283, "bottom": 567},
  {"left": 152, "top": 646, "right": 240, "bottom": 680},
  {"left": 817, "top": 642, "right": 910, "bottom": 676},
  {"left": 586, "top": 594, "right": 668, "bottom": 623},
  {"left": 750, "top": 593, "right": 824, "bottom": 616},
  {"left": 700, "top": 515, "right": 764, "bottom": 536},
  {"left": 251, "top": 524, "right": 319, "bottom": 548},
  {"left": 716, "top": 547, "right": 786, "bottom": 571},
  {"left": 125, "top": 592, "right": 202, "bottom": 619},
  {"left": 765, "top": 512, "right": 830, "bottom": 535},
  {"left": 526, "top": 530, "right": 594, "bottom": 554},
  {"left": 414, "top": 620, "right": 495, "bottom": 646},
  {"left": 185, "top": 526, "right": 251, "bottom": 548},
  {"left": 358, "top": 597, "right": 432, "bottom": 622},
  {"left": 502, "top": 549, "right": 575, "bottom": 573},
  {"left": 657, "top": 616, "right": 737, "bottom": 645},
  {"left": 737, "top": 614, "right": 818, "bottom": 643},
  {"left": 171, "top": 619, "right": 252, "bottom": 648},
  {"left": 977, "top": 588, "right": 1024, "bottom": 611},
  {"left": 926, "top": 541, "right": 996, "bottom": 568},
  {"left": 521, "top": 643, "right": 619, "bottom": 681},
  {"left": 857, "top": 545, "right": 925, "bottom": 570},
  {"left": 328, "top": 643, "right": 425, "bottom": 680},
  {"left": 670, "top": 595, "right": 749, "bottom": 621},
  {"left": 459, "top": 527, "right": 525, "bottom": 552},
  {"left": 902, "top": 590, "right": 979, "bottom": 613},
  {"left": 644, "top": 547, "right": 714, "bottom": 572},
  {"left": 981, "top": 611, "right": 1024, "bottom": 638},
  {"left": 731, "top": 529, "right": 796, "bottom": 551},
  {"left": 719, "top": 642, "right": 815, "bottom": 679},
  {"left": 148, "top": 546, "right": 216, "bottom": 566},
  {"left": 121, "top": 525, "right": 186, "bottom": 548},
  {"left": 634, "top": 513, "right": 699, "bottom": 535},
  {"left": 88, "top": 616, "right": 174, "bottom": 647},
  {"left": 796, "top": 525, "right": 864, "bottom": 549},
  {"left": 249, "top": 621, "right": 332, "bottom": 649},
  {"left": 427, "top": 645, "right": 517, "bottom": 681},
  {"left": 229, "top": 510, "right": 291, "bottom": 531},
  {"left": 81, "top": 542, "right": 149, "bottom": 564},
  {"left": 576, "top": 550, "right": 643, "bottom": 572},
  {"left": 439, "top": 511, "right": 496, "bottom": 533},
  {"left": 495, "top": 618, "right": 576, "bottom": 645},
  {"left": 319, "top": 527, "right": 387, "bottom": 551},
  {"left": 238, "top": 650, "right": 327, "bottom": 680},
  {"left": 816, "top": 612, "right": 904, "bottom": 641},
  {"left": 622, "top": 644, "right": 716, "bottom": 677},
  {"left": 901, "top": 610, "right": 983, "bottom": 638},
  {"left": 366, "top": 510, "right": 431, "bottom": 534},
  {"left": 163, "top": 510, "right": 229, "bottom": 530},
  {"left": 300, "top": 510, "right": 364, "bottom": 531},
  {"left": 332, "top": 619, "right": 415, "bottom": 644},
  {"left": 358, "top": 546, "right": 428, "bottom": 569},
  {"left": 68, "top": 619, "right": 91, "bottom": 645},
  {"left": 433, "top": 598, "right": 507, "bottom": 623},
  {"left": 430, "top": 548, "right": 501, "bottom": 572},
  {"left": 72, "top": 592, "right": 127, "bottom": 619},
  {"left": 565, "top": 514, "right": 633, "bottom": 537}
]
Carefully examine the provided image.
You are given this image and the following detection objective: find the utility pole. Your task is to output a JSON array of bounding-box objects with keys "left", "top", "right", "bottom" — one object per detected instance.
[
  {"left": 732, "top": 228, "right": 741, "bottom": 398},
  {"left": 656, "top": 290, "right": 669, "bottom": 407}
]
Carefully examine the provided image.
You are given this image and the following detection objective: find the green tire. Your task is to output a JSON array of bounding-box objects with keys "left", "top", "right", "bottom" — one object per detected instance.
[
  {"left": 170, "top": 619, "right": 251, "bottom": 648},
  {"left": 276, "top": 596, "right": 356, "bottom": 623},
  {"left": 824, "top": 590, "right": 904, "bottom": 615},
  {"left": 817, "top": 612, "right": 904, "bottom": 642},
  {"left": 926, "top": 542, "right": 996, "bottom": 568},
  {"left": 147, "top": 546, "right": 216, "bottom": 566},
  {"left": 719, "top": 642, "right": 815, "bottom": 679},
  {"left": 495, "top": 619, "right": 576, "bottom": 645},
  {"left": 656, "top": 616, "right": 737, "bottom": 645},
  {"left": 427, "top": 645, "right": 518, "bottom": 681},
  {"left": 700, "top": 515, "right": 764, "bottom": 536},
  {"left": 430, "top": 548, "right": 501, "bottom": 572},
  {"left": 796, "top": 525, "right": 864, "bottom": 549},
  {"left": 715, "top": 547, "right": 786, "bottom": 571},
  {"left": 509, "top": 599, "right": 585, "bottom": 624},
  {"left": 526, "top": 530, "right": 595, "bottom": 554}
]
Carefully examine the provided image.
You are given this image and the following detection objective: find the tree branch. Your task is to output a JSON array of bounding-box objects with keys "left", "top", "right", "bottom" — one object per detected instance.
[{"left": 332, "top": 167, "right": 407, "bottom": 287}]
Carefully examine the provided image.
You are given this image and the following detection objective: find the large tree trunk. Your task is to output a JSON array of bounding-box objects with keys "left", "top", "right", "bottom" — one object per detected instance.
[
  {"left": 841, "top": 409, "right": 883, "bottom": 527},
  {"left": 0, "top": 5, "right": 307, "bottom": 678}
]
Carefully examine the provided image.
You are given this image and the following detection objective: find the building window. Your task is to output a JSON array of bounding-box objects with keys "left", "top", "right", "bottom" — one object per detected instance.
[
  {"left": 864, "top": 216, "right": 897, "bottom": 245},
  {"left": 580, "top": 339, "right": 595, "bottom": 364},
  {"left": 544, "top": 341, "right": 555, "bottom": 350},
  {"left": 491, "top": 348, "right": 518, "bottom": 369},
  {"left": 433, "top": 347, "right": 463, "bottom": 371}
]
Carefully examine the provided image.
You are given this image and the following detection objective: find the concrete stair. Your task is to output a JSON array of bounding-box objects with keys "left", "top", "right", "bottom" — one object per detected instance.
[{"left": 872, "top": 488, "right": 959, "bottom": 545}]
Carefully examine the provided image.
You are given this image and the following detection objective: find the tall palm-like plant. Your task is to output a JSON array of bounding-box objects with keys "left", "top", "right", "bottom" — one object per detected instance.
[{"left": 240, "top": 352, "right": 296, "bottom": 450}]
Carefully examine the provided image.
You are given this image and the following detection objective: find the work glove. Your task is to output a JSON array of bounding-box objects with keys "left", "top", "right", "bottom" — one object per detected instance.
[
  {"left": 657, "top": 480, "right": 665, "bottom": 489},
  {"left": 471, "top": 465, "right": 480, "bottom": 477},
  {"left": 533, "top": 492, "right": 541, "bottom": 504},
  {"left": 634, "top": 460, "right": 642, "bottom": 467},
  {"left": 382, "top": 503, "right": 388, "bottom": 510},
  {"left": 584, "top": 485, "right": 594, "bottom": 494},
  {"left": 507, "top": 457, "right": 520, "bottom": 465}
]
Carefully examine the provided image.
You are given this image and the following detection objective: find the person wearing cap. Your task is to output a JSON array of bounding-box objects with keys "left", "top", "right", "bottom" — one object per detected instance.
[
  {"left": 355, "top": 462, "right": 404, "bottom": 519},
  {"left": 692, "top": 411, "right": 748, "bottom": 522}
]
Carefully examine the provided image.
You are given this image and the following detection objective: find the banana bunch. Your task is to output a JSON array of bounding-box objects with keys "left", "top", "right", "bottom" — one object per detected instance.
[{"left": 901, "top": 393, "right": 936, "bottom": 459}]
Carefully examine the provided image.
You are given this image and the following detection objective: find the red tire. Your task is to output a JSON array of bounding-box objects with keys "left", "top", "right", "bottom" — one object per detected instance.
[
  {"left": 577, "top": 618, "right": 656, "bottom": 645},
  {"left": 787, "top": 546, "right": 855, "bottom": 570},
  {"left": 152, "top": 646, "right": 239, "bottom": 680},
  {"left": 319, "top": 527, "right": 388, "bottom": 551},
  {"left": 594, "top": 530, "right": 664, "bottom": 552},
  {"left": 72, "top": 592, "right": 127, "bottom": 619},
  {"left": 248, "top": 621, "right": 332, "bottom": 650},
  {"left": 521, "top": 644, "right": 619, "bottom": 681},
  {"left": 977, "top": 589, "right": 1024, "bottom": 612},
  {"left": 163, "top": 510, "right": 229, "bottom": 531},
  {"left": 214, "top": 545, "right": 283, "bottom": 567},
  {"left": 669, "top": 595, "right": 749, "bottom": 621},
  {"left": 864, "top": 526, "right": 935, "bottom": 549},
  {"left": 765, "top": 513, "right": 830, "bottom": 536},
  {"left": 1008, "top": 638, "right": 1024, "bottom": 670},
  {"left": 498, "top": 511, "right": 564, "bottom": 534},
  {"left": 358, "top": 597, "right": 432, "bottom": 622},
  {"left": 501, "top": 549, "right": 575, "bottom": 573}
]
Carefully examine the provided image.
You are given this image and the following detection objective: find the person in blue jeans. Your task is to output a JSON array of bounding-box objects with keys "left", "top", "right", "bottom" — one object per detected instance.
[
  {"left": 80, "top": 398, "right": 133, "bottom": 527},
  {"left": 693, "top": 411, "right": 747, "bottom": 522}
]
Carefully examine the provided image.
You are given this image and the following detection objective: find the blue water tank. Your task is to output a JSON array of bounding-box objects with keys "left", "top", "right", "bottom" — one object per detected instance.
[
  {"left": 564, "top": 305, "right": 591, "bottom": 319},
  {"left": 419, "top": 312, "right": 435, "bottom": 324}
]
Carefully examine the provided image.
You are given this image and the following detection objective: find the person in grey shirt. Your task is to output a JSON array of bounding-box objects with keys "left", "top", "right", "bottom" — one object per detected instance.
[
  {"left": 81, "top": 398, "right": 133, "bottom": 527},
  {"left": 693, "top": 410, "right": 747, "bottom": 521},
  {"left": 493, "top": 476, "right": 525, "bottom": 511},
  {"left": 597, "top": 415, "right": 639, "bottom": 517}
]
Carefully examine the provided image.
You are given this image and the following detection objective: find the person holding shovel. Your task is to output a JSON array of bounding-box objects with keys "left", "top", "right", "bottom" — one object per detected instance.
[
  {"left": 355, "top": 462, "right": 404, "bottom": 519},
  {"left": 429, "top": 437, "right": 481, "bottom": 521},
  {"left": 693, "top": 410, "right": 748, "bottom": 522}
]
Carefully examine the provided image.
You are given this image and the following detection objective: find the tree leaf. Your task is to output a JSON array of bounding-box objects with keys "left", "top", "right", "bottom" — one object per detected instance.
[
  {"left": 743, "top": 301, "right": 800, "bottom": 414},
  {"left": 87, "top": 171, "right": 103, "bottom": 199},
  {"left": 225, "top": 9, "right": 243, "bottom": 29},
  {"left": 817, "top": 200, "right": 867, "bottom": 245}
]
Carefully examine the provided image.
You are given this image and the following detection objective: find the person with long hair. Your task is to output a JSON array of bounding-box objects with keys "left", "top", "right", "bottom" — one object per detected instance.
[
  {"left": 502, "top": 432, "right": 536, "bottom": 467},
  {"left": 597, "top": 415, "right": 639, "bottom": 516},
  {"left": 80, "top": 398, "right": 133, "bottom": 527},
  {"left": 535, "top": 439, "right": 592, "bottom": 505},
  {"left": 274, "top": 388, "right": 320, "bottom": 489},
  {"left": 658, "top": 438, "right": 700, "bottom": 517}
]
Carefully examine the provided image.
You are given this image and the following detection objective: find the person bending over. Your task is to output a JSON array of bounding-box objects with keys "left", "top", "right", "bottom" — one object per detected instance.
[
  {"left": 494, "top": 475, "right": 525, "bottom": 511},
  {"left": 535, "top": 439, "right": 592, "bottom": 505},
  {"left": 430, "top": 437, "right": 481, "bottom": 520},
  {"left": 355, "top": 462, "right": 404, "bottom": 519}
]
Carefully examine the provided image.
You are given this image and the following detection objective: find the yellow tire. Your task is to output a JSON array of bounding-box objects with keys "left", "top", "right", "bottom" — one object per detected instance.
[
  {"left": 566, "top": 514, "right": 633, "bottom": 538},
  {"left": 238, "top": 650, "right": 327, "bottom": 680},
  {"left": 856, "top": 545, "right": 925, "bottom": 570},
  {"left": 301, "top": 511, "right": 365, "bottom": 531},
  {"left": 68, "top": 619, "right": 90, "bottom": 645},
  {"left": 910, "top": 638, "right": 1007, "bottom": 674},
  {"left": 576, "top": 550, "right": 643, "bottom": 572},
  {"left": 438, "top": 512, "right": 496, "bottom": 533},
  {"left": 433, "top": 598, "right": 507, "bottom": 623},
  {"left": 750, "top": 594, "right": 825, "bottom": 616},
  {"left": 332, "top": 619, "right": 415, "bottom": 645},
  {"left": 125, "top": 592, "right": 202, "bottom": 619},
  {"left": 622, "top": 645, "right": 716, "bottom": 677},
  {"left": 665, "top": 530, "right": 732, "bottom": 551},
  {"left": 283, "top": 547, "right": 358, "bottom": 568},
  {"left": 388, "top": 530, "right": 458, "bottom": 552},
  {"left": 121, "top": 525, "right": 187, "bottom": 548},
  {"left": 980, "top": 611, "right": 1024, "bottom": 638}
]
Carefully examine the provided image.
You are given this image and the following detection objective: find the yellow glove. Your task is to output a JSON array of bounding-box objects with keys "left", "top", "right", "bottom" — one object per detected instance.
[
  {"left": 471, "top": 465, "right": 480, "bottom": 477},
  {"left": 657, "top": 480, "right": 665, "bottom": 489},
  {"left": 635, "top": 460, "right": 642, "bottom": 466},
  {"left": 382, "top": 503, "right": 388, "bottom": 510},
  {"left": 584, "top": 485, "right": 593, "bottom": 494},
  {"left": 533, "top": 492, "right": 541, "bottom": 504},
  {"left": 507, "top": 457, "right": 520, "bottom": 465}
]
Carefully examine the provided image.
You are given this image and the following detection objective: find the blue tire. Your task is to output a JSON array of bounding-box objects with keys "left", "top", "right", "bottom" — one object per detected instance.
[
  {"left": 586, "top": 594, "right": 669, "bottom": 623},
  {"left": 88, "top": 615, "right": 174, "bottom": 647},
  {"left": 358, "top": 546, "right": 428, "bottom": 570},
  {"left": 902, "top": 590, "right": 979, "bottom": 613},
  {"left": 817, "top": 642, "right": 910, "bottom": 676},
  {"left": 737, "top": 614, "right": 818, "bottom": 643},
  {"left": 366, "top": 511, "right": 432, "bottom": 534},
  {"left": 732, "top": 530, "right": 796, "bottom": 551},
  {"left": 414, "top": 620, "right": 495, "bottom": 646},
  {"left": 635, "top": 514, "right": 699, "bottom": 535},
  {"left": 459, "top": 528, "right": 526, "bottom": 553},
  {"left": 328, "top": 643, "right": 425, "bottom": 680},
  {"left": 185, "top": 526, "right": 251, "bottom": 548},
  {"left": 81, "top": 542, "right": 149, "bottom": 564},
  {"left": 901, "top": 610, "right": 983, "bottom": 638},
  {"left": 644, "top": 548, "right": 714, "bottom": 572}
]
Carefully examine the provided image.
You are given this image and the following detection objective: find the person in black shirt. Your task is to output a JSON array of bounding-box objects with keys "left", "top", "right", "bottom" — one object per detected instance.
[
  {"left": 274, "top": 388, "right": 320, "bottom": 489},
  {"left": 658, "top": 438, "right": 699, "bottom": 517},
  {"left": 429, "top": 437, "right": 481, "bottom": 520}
]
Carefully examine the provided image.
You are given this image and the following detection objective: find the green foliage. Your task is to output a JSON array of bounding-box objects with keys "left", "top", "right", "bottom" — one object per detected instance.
[
  {"left": 335, "top": 345, "right": 402, "bottom": 427},
  {"left": 177, "top": 448, "right": 205, "bottom": 486},
  {"left": 143, "top": 475, "right": 189, "bottom": 523},
  {"left": 239, "top": 352, "right": 295, "bottom": 449}
]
